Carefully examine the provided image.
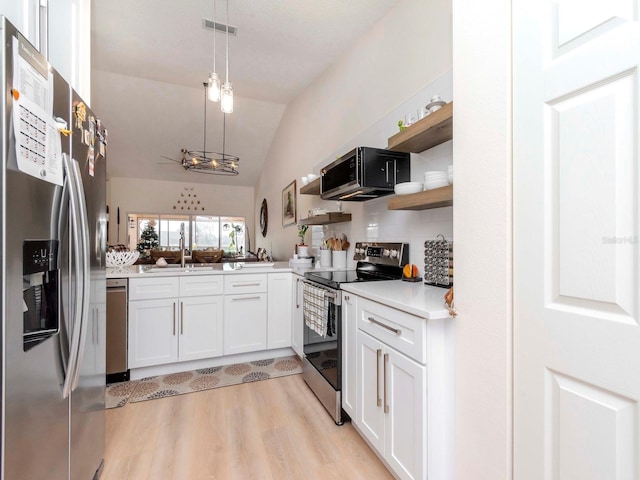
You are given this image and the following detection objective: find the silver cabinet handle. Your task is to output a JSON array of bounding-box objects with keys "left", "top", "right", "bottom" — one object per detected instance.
[
  {"left": 383, "top": 353, "right": 389, "bottom": 414},
  {"left": 368, "top": 316, "right": 401, "bottom": 335},
  {"left": 173, "top": 302, "right": 176, "bottom": 336},
  {"left": 232, "top": 296, "right": 261, "bottom": 301},
  {"left": 345, "top": 295, "right": 350, "bottom": 302},
  {"left": 376, "top": 348, "right": 382, "bottom": 407},
  {"left": 296, "top": 278, "right": 300, "bottom": 308},
  {"left": 180, "top": 301, "right": 184, "bottom": 335},
  {"left": 232, "top": 282, "right": 261, "bottom": 287}
]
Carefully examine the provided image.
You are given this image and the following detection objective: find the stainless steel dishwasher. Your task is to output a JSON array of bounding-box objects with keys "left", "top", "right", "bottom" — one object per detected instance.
[{"left": 106, "top": 278, "right": 129, "bottom": 382}]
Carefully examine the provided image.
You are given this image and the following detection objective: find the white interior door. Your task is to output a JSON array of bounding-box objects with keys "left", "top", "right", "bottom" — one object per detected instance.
[{"left": 513, "top": 2, "right": 640, "bottom": 479}]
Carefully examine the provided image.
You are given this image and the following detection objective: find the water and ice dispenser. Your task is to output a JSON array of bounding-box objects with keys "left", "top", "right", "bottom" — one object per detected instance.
[{"left": 23, "top": 240, "right": 59, "bottom": 351}]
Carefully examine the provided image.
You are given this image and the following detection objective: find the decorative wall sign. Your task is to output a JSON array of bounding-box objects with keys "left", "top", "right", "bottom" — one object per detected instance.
[
  {"left": 172, "top": 186, "right": 205, "bottom": 212},
  {"left": 282, "top": 180, "right": 296, "bottom": 227}
]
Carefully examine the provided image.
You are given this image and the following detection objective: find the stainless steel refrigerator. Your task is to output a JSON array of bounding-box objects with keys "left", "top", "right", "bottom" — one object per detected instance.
[{"left": 1, "top": 17, "right": 106, "bottom": 479}]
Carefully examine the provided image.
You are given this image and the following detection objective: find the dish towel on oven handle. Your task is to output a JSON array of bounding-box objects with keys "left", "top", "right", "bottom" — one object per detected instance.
[{"left": 303, "top": 282, "right": 329, "bottom": 338}]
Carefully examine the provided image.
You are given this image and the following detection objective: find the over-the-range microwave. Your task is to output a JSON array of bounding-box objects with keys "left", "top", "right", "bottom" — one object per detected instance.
[{"left": 320, "top": 146, "right": 410, "bottom": 201}]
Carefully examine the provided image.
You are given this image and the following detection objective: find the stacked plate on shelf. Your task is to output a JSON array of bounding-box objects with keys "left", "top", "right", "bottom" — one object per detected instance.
[
  {"left": 309, "top": 208, "right": 328, "bottom": 216},
  {"left": 423, "top": 171, "right": 449, "bottom": 190}
]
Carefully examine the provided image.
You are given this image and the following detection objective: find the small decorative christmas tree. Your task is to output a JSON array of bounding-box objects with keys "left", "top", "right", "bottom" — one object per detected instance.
[{"left": 137, "top": 220, "right": 159, "bottom": 257}]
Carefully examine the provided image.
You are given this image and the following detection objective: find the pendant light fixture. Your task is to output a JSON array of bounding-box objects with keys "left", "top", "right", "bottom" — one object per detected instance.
[
  {"left": 220, "top": 0, "right": 233, "bottom": 113},
  {"left": 164, "top": 82, "right": 239, "bottom": 176},
  {"left": 207, "top": 0, "right": 221, "bottom": 102}
]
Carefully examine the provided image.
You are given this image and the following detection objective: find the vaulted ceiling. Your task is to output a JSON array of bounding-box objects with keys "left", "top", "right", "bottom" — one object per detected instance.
[{"left": 91, "top": 0, "right": 399, "bottom": 186}]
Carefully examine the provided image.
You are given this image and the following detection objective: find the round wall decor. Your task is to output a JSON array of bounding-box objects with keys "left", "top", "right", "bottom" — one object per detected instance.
[{"left": 259, "top": 199, "right": 268, "bottom": 237}]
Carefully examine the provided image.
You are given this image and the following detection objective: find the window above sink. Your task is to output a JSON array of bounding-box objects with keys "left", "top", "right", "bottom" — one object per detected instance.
[{"left": 126, "top": 213, "right": 246, "bottom": 255}]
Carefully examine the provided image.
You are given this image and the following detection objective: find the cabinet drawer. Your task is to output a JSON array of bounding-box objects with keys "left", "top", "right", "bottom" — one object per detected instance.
[
  {"left": 179, "top": 275, "right": 224, "bottom": 297},
  {"left": 224, "top": 293, "right": 268, "bottom": 355},
  {"left": 224, "top": 274, "right": 267, "bottom": 294},
  {"left": 357, "top": 297, "right": 427, "bottom": 364},
  {"left": 129, "top": 277, "right": 180, "bottom": 300}
]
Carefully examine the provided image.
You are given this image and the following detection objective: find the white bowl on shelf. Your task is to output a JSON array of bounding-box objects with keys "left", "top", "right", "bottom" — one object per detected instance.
[
  {"left": 447, "top": 165, "right": 453, "bottom": 184},
  {"left": 301, "top": 176, "right": 309, "bottom": 185},
  {"left": 394, "top": 181, "right": 423, "bottom": 195},
  {"left": 426, "top": 95, "right": 446, "bottom": 113},
  {"left": 106, "top": 250, "right": 139, "bottom": 267}
]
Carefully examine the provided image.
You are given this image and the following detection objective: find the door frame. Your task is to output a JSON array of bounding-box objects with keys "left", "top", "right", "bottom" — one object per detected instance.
[{"left": 452, "top": 0, "right": 514, "bottom": 478}]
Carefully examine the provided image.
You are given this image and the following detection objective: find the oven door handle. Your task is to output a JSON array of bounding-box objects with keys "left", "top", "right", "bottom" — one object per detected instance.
[{"left": 302, "top": 280, "right": 342, "bottom": 305}]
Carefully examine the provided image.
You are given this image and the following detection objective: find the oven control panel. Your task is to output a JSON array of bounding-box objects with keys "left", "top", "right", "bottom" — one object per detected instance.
[{"left": 353, "top": 242, "right": 408, "bottom": 266}]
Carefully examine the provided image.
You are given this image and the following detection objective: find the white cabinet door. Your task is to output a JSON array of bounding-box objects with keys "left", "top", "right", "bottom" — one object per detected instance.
[
  {"left": 342, "top": 293, "right": 357, "bottom": 418},
  {"left": 513, "top": 2, "right": 640, "bottom": 478},
  {"left": 179, "top": 296, "right": 224, "bottom": 362},
  {"left": 385, "top": 348, "right": 426, "bottom": 480},
  {"left": 356, "top": 330, "right": 385, "bottom": 453},
  {"left": 291, "top": 275, "right": 304, "bottom": 358},
  {"left": 128, "top": 298, "right": 178, "bottom": 368},
  {"left": 224, "top": 293, "right": 267, "bottom": 355},
  {"left": 267, "top": 273, "right": 292, "bottom": 349}
]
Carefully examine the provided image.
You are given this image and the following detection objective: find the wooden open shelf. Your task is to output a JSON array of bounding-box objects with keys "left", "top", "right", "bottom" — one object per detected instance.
[
  {"left": 387, "top": 185, "right": 453, "bottom": 211},
  {"left": 298, "top": 212, "right": 352, "bottom": 225},
  {"left": 387, "top": 101, "right": 453, "bottom": 153},
  {"left": 299, "top": 177, "right": 320, "bottom": 195}
]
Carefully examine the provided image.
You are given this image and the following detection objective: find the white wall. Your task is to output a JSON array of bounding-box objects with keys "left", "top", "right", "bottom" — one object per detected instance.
[
  {"left": 452, "top": 0, "right": 513, "bottom": 479},
  {"left": 254, "top": 0, "right": 453, "bottom": 264},
  {"left": 107, "top": 177, "right": 254, "bottom": 250}
]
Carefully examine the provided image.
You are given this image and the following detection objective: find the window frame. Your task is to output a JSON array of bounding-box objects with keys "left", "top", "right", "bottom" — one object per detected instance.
[{"left": 126, "top": 212, "right": 246, "bottom": 254}]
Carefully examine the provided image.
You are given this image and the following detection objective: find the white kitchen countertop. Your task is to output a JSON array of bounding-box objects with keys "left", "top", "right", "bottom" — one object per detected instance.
[
  {"left": 341, "top": 280, "right": 452, "bottom": 319},
  {"left": 108, "top": 264, "right": 451, "bottom": 319},
  {"left": 107, "top": 261, "right": 297, "bottom": 279}
]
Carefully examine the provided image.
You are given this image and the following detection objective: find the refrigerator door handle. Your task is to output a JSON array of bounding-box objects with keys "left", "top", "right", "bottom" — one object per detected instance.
[
  {"left": 70, "top": 158, "right": 91, "bottom": 392},
  {"left": 61, "top": 154, "right": 83, "bottom": 399},
  {"left": 51, "top": 178, "right": 70, "bottom": 375}
]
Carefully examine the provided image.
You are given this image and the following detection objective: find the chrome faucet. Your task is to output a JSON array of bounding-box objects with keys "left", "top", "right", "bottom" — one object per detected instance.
[{"left": 179, "top": 222, "right": 186, "bottom": 267}]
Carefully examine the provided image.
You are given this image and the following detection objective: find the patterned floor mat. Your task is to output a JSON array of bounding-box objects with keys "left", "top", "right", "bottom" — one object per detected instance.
[{"left": 105, "top": 356, "right": 302, "bottom": 409}]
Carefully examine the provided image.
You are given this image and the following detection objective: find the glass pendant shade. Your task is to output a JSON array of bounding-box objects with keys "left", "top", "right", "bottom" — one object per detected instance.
[
  {"left": 207, "top": 72, "right": 221, "bottom": 102},
  {"left": 221, "top": 81, "right": 233, "bottom": 113}
]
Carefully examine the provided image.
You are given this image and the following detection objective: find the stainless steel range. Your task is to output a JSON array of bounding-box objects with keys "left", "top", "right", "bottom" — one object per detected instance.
[{"left": 302, "top": 242, "right": 408, "bottom": 425}]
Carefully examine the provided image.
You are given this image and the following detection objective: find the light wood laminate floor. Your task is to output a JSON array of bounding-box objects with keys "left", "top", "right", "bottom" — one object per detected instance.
[{"left": 103, "top": 374, "right": 394, "bottom": 480}]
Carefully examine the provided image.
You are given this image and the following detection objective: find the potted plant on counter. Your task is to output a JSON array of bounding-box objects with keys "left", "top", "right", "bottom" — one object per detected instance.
[{"left": 297, "top": 224, "right": 309, "bottom": 257}]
